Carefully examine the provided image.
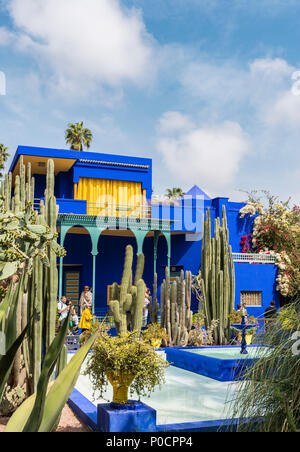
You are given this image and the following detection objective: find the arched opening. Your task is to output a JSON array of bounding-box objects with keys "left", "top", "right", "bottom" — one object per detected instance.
[
  {"left": 96, "top": 228, "right": 137, "bottom": 316},
  {"left": 59, "top": 224, "right": 93, "bottom": 312}
]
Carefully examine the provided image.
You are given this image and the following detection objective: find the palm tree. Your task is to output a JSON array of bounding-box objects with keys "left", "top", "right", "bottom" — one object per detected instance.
[
  {"left": 0, "top": 144, "right": 9, "bottom": 178},
  {"left": 165, "top": 187, "right": 186, "bottom": 199},
  {"left": 65, "top": 122, "right": 93, "bottom": 151}
]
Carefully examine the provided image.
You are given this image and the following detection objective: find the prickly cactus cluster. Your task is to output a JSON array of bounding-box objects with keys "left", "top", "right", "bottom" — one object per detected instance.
[
  {"left": 160, "top": 267, "right": 193, "bottom": 347},
  {"left": 109, "top": 244, "right": 146, "bottom": 336},
  {"left": 201, "top": 205, "right": 235, "bottom": 344},
  {"left": 0, "top": 156, "right": 66, "bottom": 395}
]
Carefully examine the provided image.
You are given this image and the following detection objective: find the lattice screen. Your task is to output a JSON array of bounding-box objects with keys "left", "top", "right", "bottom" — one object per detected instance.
[{"left": 240, "top": 291, "right": 262, "bottom": 306}]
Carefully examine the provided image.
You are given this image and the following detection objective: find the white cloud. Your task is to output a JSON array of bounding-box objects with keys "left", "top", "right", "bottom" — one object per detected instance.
[
  {"left": 6, "top": 0, "right": 155, "bottom": 91},
  {"left": 158, "top": 111, "right": 195, "bottom": 134},
  {"left": 157, "top": 117, "right": 251, "bottom": 195},
  {"left": 0, "top": 27, "right": 15, "bottom": 46},
  {"left": 176, "top": 56, "right": 300, "bottom": 202}
]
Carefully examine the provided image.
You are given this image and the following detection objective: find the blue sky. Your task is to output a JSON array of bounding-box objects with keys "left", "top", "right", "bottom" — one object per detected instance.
[{"left": 0, "top": 0, "right": 300, "bottom": 203}]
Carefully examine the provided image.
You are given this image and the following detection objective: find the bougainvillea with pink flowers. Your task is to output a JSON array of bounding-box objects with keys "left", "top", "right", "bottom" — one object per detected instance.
[{"left": 240, "top": 191, "right": 300, "bottom": 299}]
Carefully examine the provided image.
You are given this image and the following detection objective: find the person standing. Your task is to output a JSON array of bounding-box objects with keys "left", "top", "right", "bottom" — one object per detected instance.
[
  {"left": 79, "top": 303, "right": 94, "bottom": 332},
  {"left": 57, "top": 295, "right": 70, "bottom": 329},
  {"left": 79, "top": 285, "right": 92, "bottom": 315}
]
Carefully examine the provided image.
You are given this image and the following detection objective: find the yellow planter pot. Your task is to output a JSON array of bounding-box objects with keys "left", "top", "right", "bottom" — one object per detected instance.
[
  {"left": 150, "top": 338, "right": 162, "bottom": 349},
  {"left": 107, "top": 372, "right": 135, "bottom": 405}
]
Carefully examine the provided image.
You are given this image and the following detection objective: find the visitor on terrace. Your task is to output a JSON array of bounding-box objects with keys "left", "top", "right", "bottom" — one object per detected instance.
[
  {"left": 79, "top": 302, "right": 94, "bottom": 332},
  {"left": 57, "top": 295, "right": 70, "bottom": 330},
  {"left": 79, "top": 285, "right": 92, "bottom": 314}
]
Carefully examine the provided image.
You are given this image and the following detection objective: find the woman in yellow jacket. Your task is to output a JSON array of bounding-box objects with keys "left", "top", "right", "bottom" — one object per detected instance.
[{"left": 79, "top": 303, "right": 94, "bottom": 332}]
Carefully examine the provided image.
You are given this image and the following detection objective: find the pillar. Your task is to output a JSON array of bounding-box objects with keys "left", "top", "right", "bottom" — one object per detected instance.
[
  {"left": 133, "top": 230, "right": 149, "bottom": 256},
  {"left": 87, "top": 227, "right": 105, "bottom": 315},
  {"left": 164, "top": 231, "right": 171, "bottom": 270},
  {"left": 153, "top": 230, "right": 159, "bottom": 276}
]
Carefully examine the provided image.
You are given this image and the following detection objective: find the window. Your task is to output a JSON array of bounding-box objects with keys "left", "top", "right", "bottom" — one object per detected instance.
[{"left": 240, "top": 291, "right": 262, "bottom": 307}]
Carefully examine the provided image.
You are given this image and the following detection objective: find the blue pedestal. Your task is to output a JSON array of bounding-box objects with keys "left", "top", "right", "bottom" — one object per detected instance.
[{"left": 97, "top": 400, "right": 157, "bottom": 432}]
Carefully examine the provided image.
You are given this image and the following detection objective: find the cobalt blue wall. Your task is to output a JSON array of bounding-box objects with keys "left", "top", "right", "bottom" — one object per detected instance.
[
  {"left": 234, "top": 262, "right": 279, "bottom": 317},
  {"left": 11, "top": 146, "right": 278, "bottom": 318},
  {"left": 11, "top": 146, "right": 153, "bottom": 202},
  {"left": 62, "top": 232, "right": 170, "bottom": 315},
  {"left": 61, "top": 230, "right": 279, "bottom": 318}
]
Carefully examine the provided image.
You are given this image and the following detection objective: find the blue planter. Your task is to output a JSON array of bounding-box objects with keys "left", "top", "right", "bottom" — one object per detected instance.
[{"left": 97, "top": 400, "right": 157, "bottom": 432}]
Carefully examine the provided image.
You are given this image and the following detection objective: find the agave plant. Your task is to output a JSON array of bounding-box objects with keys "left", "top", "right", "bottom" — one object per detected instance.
[
  {"left": 0, "top": 156, "right": 97, "bottom": 432},
  {"left": 228, "top": 302, "right": 300, "bottom": 432},
  {"left": 65, "top": 122, "right": 93, "bottom": 151}
]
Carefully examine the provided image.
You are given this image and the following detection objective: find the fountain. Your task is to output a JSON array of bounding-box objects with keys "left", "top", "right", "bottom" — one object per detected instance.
[{"left": 231, "top": 316, "right": 257, "bottom": 354}]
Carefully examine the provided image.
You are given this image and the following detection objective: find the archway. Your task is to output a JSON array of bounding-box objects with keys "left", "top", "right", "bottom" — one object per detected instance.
[{"left": 96, "top": 228, "right": 137, "bottom": 316}]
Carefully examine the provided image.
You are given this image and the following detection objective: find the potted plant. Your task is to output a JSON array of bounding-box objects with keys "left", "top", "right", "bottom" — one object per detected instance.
[
  {"left": 85, "top": 329, "right": 169, "bottom": 405},
  {"left": 142, "top": 323, "right": 168, "bottom": 349}
]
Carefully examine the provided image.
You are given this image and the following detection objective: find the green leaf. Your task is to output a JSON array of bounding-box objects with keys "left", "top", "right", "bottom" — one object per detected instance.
[
  {"left": 5, "top": 331, "right": 97, "bottom": 433},
  {"left": 0, "top": 262, "right": 19, "bottom": 281},
  {"left": 22, "top": 309, "right": 72, "bottom": 432},
  {"left": 38, "top": 331, "right": 97, "bottom": 432},
  {"left": 4, "top": 383, "right": 54, "bottom": 433},
  {"left": 0, "top": 323, "right": 29, "bottom": 405},
  {"left": 27, "top": 224, "right": 47, "bottom": 234},
  {"left": 5, "top": 220, "right": 20, "bottom": 230}
]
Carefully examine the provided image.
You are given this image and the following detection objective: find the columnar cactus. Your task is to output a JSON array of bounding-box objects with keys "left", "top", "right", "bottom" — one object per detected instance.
[
  {"left": 149, "top": 272, "right": 159, "bottom": 324},
  {"left": 109, "top": 245, "right": 146, "bottom": 336},
  {"left": 160, "top": 267, "right": 193, "bottom": 347},
  {"left": 201, "top": 205, "right": 235, "bottom": 344},
  {"left": 0, "top": 156, "right": 65, "bottom": 395}
]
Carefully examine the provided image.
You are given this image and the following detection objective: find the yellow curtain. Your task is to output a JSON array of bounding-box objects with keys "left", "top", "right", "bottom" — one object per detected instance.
[{"left": 75, "top": 178, "right": 147, "bottom": 217}]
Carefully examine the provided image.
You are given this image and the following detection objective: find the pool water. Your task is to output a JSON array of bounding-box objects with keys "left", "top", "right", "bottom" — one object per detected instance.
[
  {"left": 180, "top": 346, "right": 270, "bottom": 361},
  {"left": 73, "top": 353, "right": 240, "bottom": 425}
]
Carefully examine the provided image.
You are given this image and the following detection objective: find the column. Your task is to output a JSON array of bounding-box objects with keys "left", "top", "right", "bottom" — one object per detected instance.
[
  {"left": 153, "top": 230, "right": 159, "bottom": 276},
  {"left": 87, "top": 227, "right": 104, "bottom": 315},
  {"left": 164, "top": 231, "right": 171, "bottom": 271},
  {"left": 134, "top": 230, "right": 149, "bottom": 256}
]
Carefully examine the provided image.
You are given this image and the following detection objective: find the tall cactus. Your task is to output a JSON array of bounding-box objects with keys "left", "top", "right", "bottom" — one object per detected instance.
[
  {"left": 149, "top": 272, "right": 159, "bottom": 324},
  {"left": 0, "top": 156, "right": 65, "bottom": 395},
  {"left": 109, "top": 245, "right": 146, "bottom": 336},
  {"left": 201, "top": 205, "right": 235, "bottom": 344},
  {"left": 160, "top": 267, "right": 193, "bottom": 347}
]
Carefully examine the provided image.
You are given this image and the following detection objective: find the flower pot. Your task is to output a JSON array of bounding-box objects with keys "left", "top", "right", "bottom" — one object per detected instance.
[
  {"left": 150, "top": 338, "right": 162, "bottom": 349},
  {"left": 106, "top": 372, "right": 135, "bottom": 405}
]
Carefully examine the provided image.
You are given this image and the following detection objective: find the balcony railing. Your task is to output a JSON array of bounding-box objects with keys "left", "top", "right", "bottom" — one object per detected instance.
[
  {"left": 34, "top": 197, "right": 205, "bottom": 233},
  {"left": 85, "top": 201, "right": 151, "bottom": 219},
  {"left": 232, "top": 253, "right": 277, "bottom": 264}
]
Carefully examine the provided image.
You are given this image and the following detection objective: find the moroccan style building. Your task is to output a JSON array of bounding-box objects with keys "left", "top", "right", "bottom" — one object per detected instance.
[{"left": 9, "top": 146, "right": 279, "bottom": 318}]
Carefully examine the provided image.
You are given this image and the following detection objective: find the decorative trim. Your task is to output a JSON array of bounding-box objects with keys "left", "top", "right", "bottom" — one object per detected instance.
[
  {"left": 78, "top": 159, "right": 150, "bottom": 169},
  {"left": 58, "top": 213, "right": 172, "bottom": 232}
]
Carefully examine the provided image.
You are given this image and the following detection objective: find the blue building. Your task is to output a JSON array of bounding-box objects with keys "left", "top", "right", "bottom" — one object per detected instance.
[{"left": 9, "top": 145, "right": 279, "bottom": 318}]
